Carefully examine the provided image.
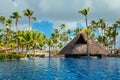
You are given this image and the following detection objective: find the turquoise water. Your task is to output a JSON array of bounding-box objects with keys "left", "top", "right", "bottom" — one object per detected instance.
[{"left": 0, "top": 58, "right": 120, "bottom": 80}]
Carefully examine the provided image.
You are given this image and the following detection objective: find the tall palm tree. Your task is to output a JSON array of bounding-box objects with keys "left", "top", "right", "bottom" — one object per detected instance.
[
  {"left": 98, "top": 19, "right": 106, "bottom": 36},
  {"left": 4, "top": 28, "right": 13, "bottom": 53},
  {"left": 23, "top": 8, "right": 36, "bottom": 31},
  {"left": 112, "top": 23, "right": 119, "bottom": 50},
  {"left": 79, "top": 7, "right": 90, "bottom": 28},
  {"left": 5, "top": 21, "right": 13, "bottom": 51},
  {"left": 61, "top": 32, "right": 68, "bottom": 46},
  {"left": 91, "top": 20, "right": 99, "bottom": 36},
  {"left": 10, "top": 12, "right": 21, "bottom": 32},
  {"left": 79, "top": 7, "right": 90, "bottom": 56},
  {"left": 20, "top": 31, "right": 32, "bottom": 57},
  {"left": 10, "top": 12, "right": 21, "bottom": 53},
  {"left": 105, "top": 26, "right": 114, "bottom": 48},
  {"left": 0, "top": 29, "right": 4, "bottom": 48},
  {"left": 16, "top": 31, "right": 26, "bottom": 54},
  {"left": 0, "top": 16, "right": 6, "bottom": 30},
  {"left": 31, "top": 31, "right": 43, "bottom": 56}
]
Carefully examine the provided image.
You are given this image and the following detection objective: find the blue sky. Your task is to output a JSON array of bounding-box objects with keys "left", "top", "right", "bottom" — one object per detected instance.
[
  {"left": 32, "top": 20, "right": 53, "bottom": 37},
  {"left": 1, "top": 0, "right": 120, "bottom": 32},
  {"left": 0, "top": 0, "right": 120, "bottom": 47}
]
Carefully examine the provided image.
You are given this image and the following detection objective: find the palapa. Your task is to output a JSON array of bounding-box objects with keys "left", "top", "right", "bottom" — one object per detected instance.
[{"left": 60, "top": 31, "right": 108, "bottom": 57}]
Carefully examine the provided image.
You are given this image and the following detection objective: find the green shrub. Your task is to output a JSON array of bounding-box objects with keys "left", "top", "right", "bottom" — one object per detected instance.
[
  {"left": 0, "top": 53, "right": 26, "bottom": 60},
  {"left": 27, "top": 54, "right": 34, "bottom": 58},
  {"left": 108, "top": 54, "right": 120, "bottom": 57}
]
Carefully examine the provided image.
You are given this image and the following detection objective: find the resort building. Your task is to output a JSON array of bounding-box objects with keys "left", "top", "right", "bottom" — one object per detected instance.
[{"left": 60, "top": 31, "right": 109, "bottom": 58}]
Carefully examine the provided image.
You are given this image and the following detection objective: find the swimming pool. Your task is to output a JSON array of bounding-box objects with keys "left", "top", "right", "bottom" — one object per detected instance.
[{"left": 0, "top": 58, "right": 120, "bottom": 80}]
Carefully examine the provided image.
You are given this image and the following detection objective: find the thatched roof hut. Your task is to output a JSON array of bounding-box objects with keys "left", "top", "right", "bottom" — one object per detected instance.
[{"left": 60, "top": 31, "right": 109, "bottom": 58}]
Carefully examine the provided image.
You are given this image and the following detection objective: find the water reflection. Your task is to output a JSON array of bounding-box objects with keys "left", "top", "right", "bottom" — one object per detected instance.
[{"left": 0, "top": 58, "right": 120, "bottom": 80}]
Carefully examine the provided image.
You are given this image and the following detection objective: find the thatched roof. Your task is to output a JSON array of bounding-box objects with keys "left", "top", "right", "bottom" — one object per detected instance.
[{"left": 60, "top": 31, "right": 109, "bottom": 56}]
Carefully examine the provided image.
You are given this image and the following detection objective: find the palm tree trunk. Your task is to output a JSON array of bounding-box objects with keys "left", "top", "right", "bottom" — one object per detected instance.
[
  {"left": 26, "top": 45, "right": 28, "bottom": 57},
  {"left": 86, "top": 16, "right": 89, "bottom": 56},
  {"left": 29, "top": 17, "right": 31, "bottom": 31},
  {"left": 17, "top": 40, "right": 20, "bottom": 53},
  {"left": 86, "top": 16, "right": 88, "bottom": 27},
  {"left": 33, "top": 44, "right": 36, "bottom": 57},
  {"left": 16, "top": 19, "right": 20, "bottom": 53},
  {"left": 22, "top": 46, "right": 24, "bottom": 54},
  {"left": 16, "top": 19, "right": 18, "bottom": 32},
  {"left": 5, "top": 40, "right": 8, "bottom": 54},
  {"left": 114, "top": 36, "right": 116, "bottom": 52},
  {"left": 49, "top": 46, "right": 51, "bottom": 58}
]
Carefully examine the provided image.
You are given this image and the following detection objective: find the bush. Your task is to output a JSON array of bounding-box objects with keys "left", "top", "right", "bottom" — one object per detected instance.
[
  {"left": 0, "top": 53, "right": 26, "bottom": 60},
  {"left": 27, "top": 54, "right": 34, "bottom": 58},
  {"left": 108, "top": 54, "right": 120, "bottom": 57}
]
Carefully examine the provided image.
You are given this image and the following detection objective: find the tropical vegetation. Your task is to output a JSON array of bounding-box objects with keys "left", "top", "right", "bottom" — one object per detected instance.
[{"left": 0, "top": 8, "right": 120, "bottom": 59}]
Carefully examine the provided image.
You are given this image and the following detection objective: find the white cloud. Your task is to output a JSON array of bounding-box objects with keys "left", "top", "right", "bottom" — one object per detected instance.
[
  {"left": 11, "top": 24, "right": 30, "bottom": 31},
  {"left": 52, "top": 21, "right": 78, "bottom": 30},
  {"left": 104, "top": 0, "right": 120, "bottom": 10},
  {"left": 13, "top": 1, "right": 18, "bottom": 8},
  {"left": 1, "top": 0, "right": 120, "bottom": 31},
  {"left": 0, "top": 23, "right": 29, "bottom": 31}
]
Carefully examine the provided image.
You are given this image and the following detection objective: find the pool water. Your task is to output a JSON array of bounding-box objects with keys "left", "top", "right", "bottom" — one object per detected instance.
[{"left": 0, "top": 58, "right": 120, "bottom": 80}]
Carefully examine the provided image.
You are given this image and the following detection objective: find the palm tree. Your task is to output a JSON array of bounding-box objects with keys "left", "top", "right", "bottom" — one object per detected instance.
[
  {"left": 91, "top": 20, "right": 99, "bottom": 36},
  {"left": 60, "top": 24, "right": 66, "bottom": 32},
  {"left": 105, "top": 26, "right": 114, "bottom": 48},
  {"left": 74, "top": 27, "right": 83, "bottom": 35},
  {"left": 52, "top": 29, "right": 60, "bottom": 50},
  {"left": 112, "top": 23, "right": 119, "bottom": 50},
  {"left": 0, "top": 29, "right": 4, "bottom": 48},
  {"left": 67, "top": 29, "right": 71, "bottom": 34},
  {"left": 20, "top": 31, "right": 32, "bottom": 57},
  {"left": 4, "top": 28, "right": 13, "bottom": 53},
  {"left": 31, "top": 31, "right": 44, "bottom": 56},
  {"left": 83, "top": 26, "right": 94, "bottom": 38},
  {"left": 96, "top": 35, "right": 103, "bottom": 44},
  {"left": 79, "top": 7, "right": 90, "bottom": 28},
  {"left": 47, "top": 38, "right": 53, "bottom": 58},
  {"left": 39, "top": 38, "right": 46, "bottom": 50},
  {"left": 67, "top": 29, "right": 72, "bottom": 41},
  {"left": 0, "top": 16, "right": 6, "bottom": 30},
  {"left": 16, "top": 31, "right": 26, "bottom": 54},
  {"left": 58, "top": 42, "right": 63, "bottom": 49},
  {"left": 116, "top": 18, "right": 120, "bottom": 24},
  {"left": 10, "top": 12, "right": 21, "bottom": 32},
  {"left": 91, "top": 19, "right": 107, "bottom": 45},
  {"left": 23, "top": 8, "right": 36, "bottom": 31},
  {"left": 98, "top": 19, "right": 106, "bottom": 36},
  {"left": 61, "top": 32, "right": 68, "bottom": 45},
  {"left": 6, "top": 18, "right": 13, "bottom": 30},
  {"left": 0, "top": 16, "right": 6, "bottom": 25},
  {"left": 10, "top": 12, "right": 21, "bottom": 53},
  {"left": 79, "top": 7, "right": 90, "bottom": 56}
]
